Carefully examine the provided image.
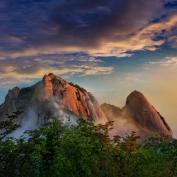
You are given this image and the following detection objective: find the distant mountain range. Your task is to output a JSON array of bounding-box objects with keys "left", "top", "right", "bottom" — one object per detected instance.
[{"left": 0, "top": 73, "right": 172, "bottom": 138}]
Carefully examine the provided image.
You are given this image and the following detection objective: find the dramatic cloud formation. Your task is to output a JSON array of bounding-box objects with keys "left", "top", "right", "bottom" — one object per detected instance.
[
  {"left": 0, "top": 0, "right": 176, "bottom": 58},
  {"left": 0, "top": 54, "right": 113, "bottom": 86},
  {"left": 0, "top": 0, "right": 176, "bottom": 87}
]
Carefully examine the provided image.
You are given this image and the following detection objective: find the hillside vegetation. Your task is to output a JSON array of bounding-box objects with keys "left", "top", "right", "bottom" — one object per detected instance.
[{"left": 0, "top": 120, "right": 177, "bottom": 177}]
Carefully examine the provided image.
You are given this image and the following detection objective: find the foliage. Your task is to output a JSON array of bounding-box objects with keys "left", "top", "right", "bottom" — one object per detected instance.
[{"left": 0, "top": 120, "right": 177, "bottom": 177}]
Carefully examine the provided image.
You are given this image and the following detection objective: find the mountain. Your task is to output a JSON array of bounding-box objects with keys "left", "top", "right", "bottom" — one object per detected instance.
[
  {"left": 101, "top": 103, "right": 122, "bottom": 121},
  {"left": 0, "top": 74, "right": 172, "bottom": 138},
  {"left": 101, "top": 91, "right": 172, "bottom": 137},
  {"left": 0, "top": 73, "right": 107, "bottom": 138}
]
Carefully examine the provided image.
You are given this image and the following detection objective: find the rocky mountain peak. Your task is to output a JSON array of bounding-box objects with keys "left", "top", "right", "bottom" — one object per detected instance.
[
  {"left": 5, "top": 87, "right": 20, "bottom": 101},
  {"left": 0, "top": 74, "right": 107, "bottom": 137},
  {"left": 101, "top": 90, "right": 172, "bottom": 138},
  {"left": 126, "top": 90, "right": 146, "bottom": 105},
  {"left": 39, "top": 73, "right": 106, "bottom": 123},
  {"left": 124, "top": 90, "right": 172, "bottom": 137}
]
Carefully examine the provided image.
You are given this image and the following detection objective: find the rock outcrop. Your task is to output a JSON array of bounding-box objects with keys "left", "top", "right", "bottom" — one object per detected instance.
[
  {"left": 101, "top": 91, "right": 172, "bottom": 138},
  {"left": 124, "top": 91, "right": 172, "bottom": 137},
  {"left": 0, "top": 87, "right": 20, "bottom": 121}
]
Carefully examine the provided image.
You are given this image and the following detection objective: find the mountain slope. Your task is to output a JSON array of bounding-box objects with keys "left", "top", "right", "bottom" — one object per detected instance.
[
  {"left": 101, "top": 91, "right": 172, "bottom": 137},
  {"left": 0, "top": 73, "right": 107, "bottom": 137},
  {"left": 124, "top": 91, "right": 172, "bottom": 136}
]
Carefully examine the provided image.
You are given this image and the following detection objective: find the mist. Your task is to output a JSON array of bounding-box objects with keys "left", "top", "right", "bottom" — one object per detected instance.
[{"left": 8, "top": 97, "right": 78, "bottom": 139}]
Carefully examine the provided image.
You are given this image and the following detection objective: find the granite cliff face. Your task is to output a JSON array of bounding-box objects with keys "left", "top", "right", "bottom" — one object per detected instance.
[
  {"left": 101, "top": 91, "right": 172, "bottom": 137},
  {"left": 40, "top": 73, "right": 106, "bottom": 123},
  {"left": 124, "top": 91, "right": 172, "bottom": 136}
]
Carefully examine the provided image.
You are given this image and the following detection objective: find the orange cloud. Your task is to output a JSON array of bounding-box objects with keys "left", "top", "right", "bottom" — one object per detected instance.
[
  {"left": 0, "top": 56, "right": 113, "bottom": 86},
  {"left": 0, "top": 14, "right": 176, "bottom": 59}
]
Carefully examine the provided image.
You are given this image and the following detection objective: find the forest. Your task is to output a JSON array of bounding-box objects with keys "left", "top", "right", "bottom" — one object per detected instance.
[{"left": 0, "top": 120, "right": 177, "bottom": 177}]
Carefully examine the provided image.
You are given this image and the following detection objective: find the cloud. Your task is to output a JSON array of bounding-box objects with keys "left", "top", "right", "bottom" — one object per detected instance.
[
  {"left": 87, "top": 14, "right": 177, "bottom": 56},
  {"left": 0, "top": 54, "right": 113, "bottom": 86},
  {"left": 0, "top": 0, "right": 171, "bottom": 58},
  {"left": 149, "top": 56, "right": 177, "bottom": 67},
  {"left": 0, "top": 12, "right": 176, "bottom": 58},
  {"left": 0, "top": 0, "right": 176, "bottom": 87},
  {"left": 168, "top": 36, "right": 177, "bottom": 48}
]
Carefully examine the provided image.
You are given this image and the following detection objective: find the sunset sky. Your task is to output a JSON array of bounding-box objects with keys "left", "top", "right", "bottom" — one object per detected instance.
[{"left": 0, "top": 0, "right": 177, "bottom": 135}]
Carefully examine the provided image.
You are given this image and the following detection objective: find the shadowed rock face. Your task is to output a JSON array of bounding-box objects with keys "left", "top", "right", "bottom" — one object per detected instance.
[
  {"left": 124, "top": 91, "right": 172, "bottom": 137},
  {"left": 0, "top": 73, "right": 107, "bottom": 130},
  {"left": 101, "top": 103, "right": 122, "bottom": 121},
  {"left": 0, "top": 87, "right": 21, "bottom": 121},
  {"left": 101, "top": 91, "right": 172, "bottom": 138}
]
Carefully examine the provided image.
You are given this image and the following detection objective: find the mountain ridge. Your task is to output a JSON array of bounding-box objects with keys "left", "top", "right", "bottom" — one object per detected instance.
[
  {"left": 0, "top": 73, "right": 172, "bottom": 138},
  {"left": 101, "top": 90, "right": 172, "bottom": 137}
]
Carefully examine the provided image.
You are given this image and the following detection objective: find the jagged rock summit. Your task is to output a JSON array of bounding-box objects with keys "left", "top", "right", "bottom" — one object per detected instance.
[
  {"left": 40, "top": 73, "right": 106, "bottom": 123},
  {"left": 0, "top": 73, "right": 107, "bottom": 137},
  {"left": 101, "top": 90, "right": 172, "bottom": 138}
]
